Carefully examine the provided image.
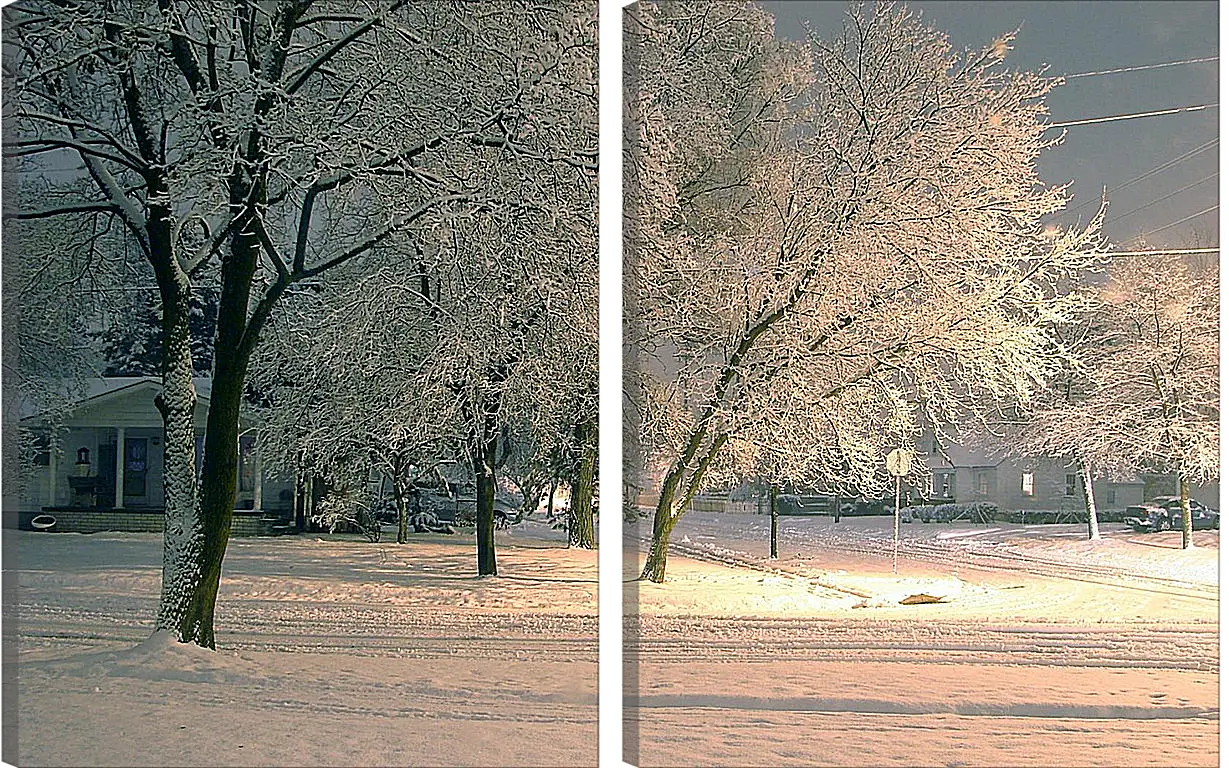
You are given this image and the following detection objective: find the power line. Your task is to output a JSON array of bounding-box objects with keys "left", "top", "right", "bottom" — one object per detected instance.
[
  {"left": 1107, "top": 247, "right": 1218, "bottom": 258},
  {"left": 1058, "top": 55, "right": 1218, "bottom": 80},
  {"left": 1104, "top": 172, "right": 1218, "bottom": 225},
  {"left": 1102, "top": 137, "right": 1216, "bottom": 193},
  {"left": 1062, "top": 137, "right": 1218, "bottom": 217},
  {"left": 1047, "top": 102, "right": 1217, "bottom": 129},
  {"left": 1135, "top": 204, "right": 1218, "bottom": 240}
]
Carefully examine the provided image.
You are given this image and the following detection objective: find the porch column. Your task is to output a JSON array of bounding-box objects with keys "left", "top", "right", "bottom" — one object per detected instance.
[
  {"left": 292, "top": 468, "right": 300, "bottom": 529},
  {"left": 48, "top": 434, "right": 58, "bottom": 507},
  {"left": 114, "top": 427, "right": 125, "bottom": 509},
  {"left": 253, "top": 443, "right": 263, "bottom": 511}
]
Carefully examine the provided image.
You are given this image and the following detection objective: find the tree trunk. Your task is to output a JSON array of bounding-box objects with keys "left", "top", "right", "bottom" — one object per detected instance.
[
  {"left": 176, "top": 354, "right": 245, "bottom": 648},
  {"left": 392, "top": 452, "right": 410, "bottom": 544},
  {"left": 1080, "top": 460, "right": 1100, "bottom": 541},
  {"left": 395, "top": 477, "right": 409, "bottom": 545},
  {"left": 153, "top": 273, "right": 206, "bottom": 642},
  {"left": 520, "top": 475, "right": 544, "bottom": 520},
  {"left": 640, "top": 483, "right": 680, "bottom": 583},
  {"left": 1179, "top": 476, "right": 1193, "bottom": 549},
  {"left": 154, "top": 185, "right": 263, "bottom": 648},
  {"left": 472, "top": 412, "right": 499, "bottom": 576},
  {"left": 639, "top": 431, "right": 728, "bottom": 583},
  {"left": 769, "top": 485, "right": 778, "bottom": 559},
  {"left": 569, "top": 417, "right": 597, "bottom": 549}
]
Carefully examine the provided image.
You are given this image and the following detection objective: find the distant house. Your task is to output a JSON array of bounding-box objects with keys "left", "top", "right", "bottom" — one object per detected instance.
[
  {"left": 17, "top": 377, "right": 295, "bottom": 535},
  {"left": 919, "top": 433, "right": 1219, "bottom": 518}
]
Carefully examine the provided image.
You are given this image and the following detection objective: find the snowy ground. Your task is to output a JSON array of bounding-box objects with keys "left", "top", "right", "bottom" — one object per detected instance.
[
  {"left": 6, "top": 523, "right": 597, "bottom": 767},
  {"left": 624, "top": 512, "right": 1219, "bottom": 767}
]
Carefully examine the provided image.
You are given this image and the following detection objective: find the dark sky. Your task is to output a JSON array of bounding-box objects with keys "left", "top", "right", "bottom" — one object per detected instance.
[{"left": 760, "top": 1, "right": 1219, "bottom": 249}]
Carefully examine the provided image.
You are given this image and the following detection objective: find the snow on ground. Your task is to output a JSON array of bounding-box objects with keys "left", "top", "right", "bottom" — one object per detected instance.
[
  {"left": 7, "top": 522, "right": 597, "bottom": 767},
  {"left": 624, "top": 512, "right": 1218, "bottom": 767}
]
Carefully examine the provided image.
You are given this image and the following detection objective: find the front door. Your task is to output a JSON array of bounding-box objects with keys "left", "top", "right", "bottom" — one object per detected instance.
[
  {"left": 124, "top": 437, "right": 149, "bottom": 502},
  {"left": 96, "top": 443, "right": 116, "bottom": 508}
]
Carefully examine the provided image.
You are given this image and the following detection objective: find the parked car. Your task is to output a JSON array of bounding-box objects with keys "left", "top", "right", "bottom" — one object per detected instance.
[
  {"left": 775, "top": 494, "right": 835, "bottom": 516},
  {"left": 836, "top": 497, "right": 896, "bottom": 517},
  {"left": 1124, "top": 496, "right": 1219, "bottom": 533}
]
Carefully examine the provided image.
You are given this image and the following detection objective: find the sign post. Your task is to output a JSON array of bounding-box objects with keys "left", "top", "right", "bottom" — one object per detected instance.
[{"left": 885, "top": 448, "right": 913, "bottom": 574}]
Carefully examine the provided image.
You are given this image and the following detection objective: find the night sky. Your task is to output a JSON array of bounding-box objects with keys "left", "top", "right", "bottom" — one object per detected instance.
[{"left": 760, "top": 1, "right": 1219, "bottom": 249}]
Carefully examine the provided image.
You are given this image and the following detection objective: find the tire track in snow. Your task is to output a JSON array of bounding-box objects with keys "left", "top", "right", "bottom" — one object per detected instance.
[
  {"left": 628, "top": 615, "right": 1217, "bottom": 671},
  {"left": 638, "top": 528, "right": 1217, "bottom": 603},
  {"left": 850, "top": 536, "right": 1219, "bottom": 600},
  {"left": 16, "top": 602, "right": 598, "bottom": 661},
  {"left": 632, "top": 693, "right": 1217, "bottom": 721}
]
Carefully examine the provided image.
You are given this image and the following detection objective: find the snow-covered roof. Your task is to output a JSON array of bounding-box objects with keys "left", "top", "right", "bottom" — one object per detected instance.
[
  {"left": 933, "top": 441, "right": 1002, "bottom": 469},
  {"left": 19, "top": 376, "right": 215, "bottom": 424},
  {"left": 79, "top": 376, "right": 213, "bottom": 402}
]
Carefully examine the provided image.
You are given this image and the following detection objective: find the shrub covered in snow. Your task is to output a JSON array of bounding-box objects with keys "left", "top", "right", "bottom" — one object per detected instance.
[
  {"left": 313, "top": 488, "right": 383, "bottom": 542},
  {"left": 901, "top": 502, "right": 998, "bottom": 524}
]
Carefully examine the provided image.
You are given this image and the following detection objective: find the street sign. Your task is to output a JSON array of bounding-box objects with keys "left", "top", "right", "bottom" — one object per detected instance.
[
  {"left": 885, "top": 447, "right": 913, "bottom": 575},
  {"left": 886, "top": 448, "right": 913, "bottom": 477}
]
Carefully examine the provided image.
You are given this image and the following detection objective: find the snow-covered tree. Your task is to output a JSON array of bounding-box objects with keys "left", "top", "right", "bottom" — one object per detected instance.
[
  {"left": 980, "top": 306, "right": 1108, "bottom": 540},
  {"left": 1003, "top": 254, "right": 1218, "bottom": 548},
  {"left": 255, "top": 169, "right": 598, "bottom": 568},
  {"left": 5, "top": 0, "right": 596, "bottom": 645},
  {"left": 4, "top": 215, "right": 109, "bottom": 412},
  {"left": 252, "top": 3, "right": 597, "bottom": 568},
  {"left": 625, "top": 2, "right": 1105, "bottom": 581},
  {"left": 3, "top": 212, "right": 115, "bottom": 493},
  {"left": 500, "top": 376, "right": 597, "bottom": 545},
  {"left": 96, "top": 280, "right": 219, "bottom": 377}
]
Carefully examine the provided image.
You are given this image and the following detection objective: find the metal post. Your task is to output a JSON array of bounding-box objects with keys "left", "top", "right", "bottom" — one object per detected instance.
[
  {"left": 893, "top": 475, "right": 900, "bottom": 574},
  {"left": 769, "top": 485, "right": 778, "bottom": 559},
  {"left": 885, "top": 447, "right": 912, "bottom": 576}
]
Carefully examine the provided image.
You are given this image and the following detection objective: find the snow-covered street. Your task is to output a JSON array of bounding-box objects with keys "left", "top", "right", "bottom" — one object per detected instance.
[
  {"left": 625, "top": 512, "right": 1218, "bottom": 767},
  {"left": 8, "top": 524, "right": 597, "bottom": 767}
]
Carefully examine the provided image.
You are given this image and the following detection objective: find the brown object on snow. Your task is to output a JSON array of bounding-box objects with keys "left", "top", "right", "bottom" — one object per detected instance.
[{"left": 899, "top": 593, "right": 946, "bottom": 605}]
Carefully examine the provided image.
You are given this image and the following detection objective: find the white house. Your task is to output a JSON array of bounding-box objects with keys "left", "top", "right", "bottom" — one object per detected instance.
[
  {"left": 920, "top": 433, "right": 1219, "bottom": 519},
  {"left": 18, "top": 377, "right": 294, "bottom": 535}
]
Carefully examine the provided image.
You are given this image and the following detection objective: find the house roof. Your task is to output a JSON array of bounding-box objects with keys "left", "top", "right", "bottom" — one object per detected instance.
[
  {"left": 20, "top": 376, "right": 217, "bottom": 426},
  {"left": 934, "top": 441, "right": 1002, "bottom": 468}
]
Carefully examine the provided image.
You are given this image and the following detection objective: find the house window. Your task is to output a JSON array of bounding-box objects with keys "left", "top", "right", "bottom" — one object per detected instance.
[
  {"left": 1021, "top": 472, "right": 1035, "bottom": 497},
  {"left": 932, "top": 472, "right": 953, "bottom": 499},
  {"left": 31, "top": 433, "right": 51, "bottom": 466},
  {"left": 1106, "top": 488, "right": 1116, "bottom": 505},
  {"left": 977, "top": 473, "right": 989, "bottom": 495},
  {"left": 1065, "top": 474, "right": 1078, "bottom": 497}
]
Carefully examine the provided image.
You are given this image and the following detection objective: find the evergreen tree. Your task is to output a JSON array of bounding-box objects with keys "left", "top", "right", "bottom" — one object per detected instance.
[{"left": 97, "top": 287, "right": 218, "bottom": 376}]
